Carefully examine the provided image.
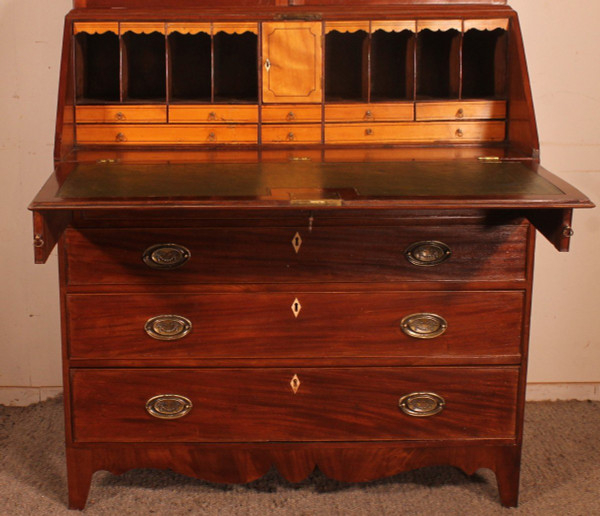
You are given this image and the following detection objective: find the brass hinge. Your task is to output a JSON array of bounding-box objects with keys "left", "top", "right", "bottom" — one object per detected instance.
[
  {"left": 96, "top": 158, "right": 120, "bottom": 164},
  {"left": 477, "top": 156, "right": 501, "bottom": 162}
]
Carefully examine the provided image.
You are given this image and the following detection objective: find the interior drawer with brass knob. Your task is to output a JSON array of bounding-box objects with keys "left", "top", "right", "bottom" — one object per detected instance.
[
  {"left": 76, "top": 124, "right": 258, "bottom": 145},
  {"left": 325, "top": 121, "right": 506, "bottom": 144},
  {"left": 169, "top": 105, "right": 259, "bottom": 123},
  {"left": 70, "top": 366, "right": 519, "bottom": 443},
  {"left": 325, "top": 103, "right": 414, "bottom": 122},
  {"left": 66, "top": 291, "right": 524, "bottom": 362},
  {"left": 262, "top": 105, "right": 322, "bottom": 123},
  {"left": 76, "top": 105, "right": 167, "bottom": 124},
  {"left": 261, "top": 124, "right": 322, "bottom": 144},
  {"left": 415, "top": 101, "right": 507, "bottom": 121},
  {"left": 63, "top": 224, "right": 528, "bottom": 286}
]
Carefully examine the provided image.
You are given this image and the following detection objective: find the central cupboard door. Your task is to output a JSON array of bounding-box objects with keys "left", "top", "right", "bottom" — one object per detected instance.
[{"left": 262, "top": 22, "right": 323, "bottom": 103}]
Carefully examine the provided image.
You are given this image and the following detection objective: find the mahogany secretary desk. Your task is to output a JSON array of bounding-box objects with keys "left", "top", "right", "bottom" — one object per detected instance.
[{"left": 30, "top": 0, "right": 594, "bottom": 509}]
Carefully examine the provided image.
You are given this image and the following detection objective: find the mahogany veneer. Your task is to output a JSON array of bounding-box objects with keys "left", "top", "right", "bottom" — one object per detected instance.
[{"left": 29, "top": 0, "right": 593, "bottom": 510}]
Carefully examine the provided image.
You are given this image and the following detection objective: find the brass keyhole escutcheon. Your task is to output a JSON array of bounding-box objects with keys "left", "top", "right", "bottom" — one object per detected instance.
[{"left": 265, "top": 58, "right": 271, "bottom": 71}]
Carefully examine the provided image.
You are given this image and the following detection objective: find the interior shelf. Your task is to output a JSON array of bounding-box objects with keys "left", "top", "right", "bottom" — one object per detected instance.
[
  {"left": 417, "top": 29, "right": 460, "bottom": 99},
  {"left": 123, "top": 32, "right": 166, "bottom": 101},
  {"left": 169, "top": 32, "right": 212, "bottom": 102},
  {"left": 462, "top": 28, "right": 508, "bottom": 99},
  {"left": 75, "top": 32, "right": 120, "bottom": 103},
  {"left": 370, "top": 29, "right": 414, "bottom": 101},
  {"left": 325, "top": 30, "right": 369, "bottom": 102}
]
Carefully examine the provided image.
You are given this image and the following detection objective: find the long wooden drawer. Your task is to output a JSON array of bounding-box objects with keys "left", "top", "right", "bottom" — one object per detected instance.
[
  {"left": 325, "top": 103, "right": 413, "bottom": 122},
  {"left": 169, "top": 105, "right": 259, "bottom": 123},
  {"left": 261, "top": 124, "right": 322, "bottom": 144},
  {"left": 76, "top": 124, "right": 258, "bottom": 145},
  {"left": 325, "top": 121, "right": 506, "bottom": 144},
  {"left": 71, "top": 367, "right": 519, "bottom": 442},
  {"left": 76, "top": 105, "right": 168, "bottom": 124},
  {"left": 67, "top": 291, "right": 524, "bottom": 361},
  {"left": 64, "top": 225, "right": 528, "bottom": 285},
  {"left": 415, "top": 101, "right": 507, "bottom": 121}
]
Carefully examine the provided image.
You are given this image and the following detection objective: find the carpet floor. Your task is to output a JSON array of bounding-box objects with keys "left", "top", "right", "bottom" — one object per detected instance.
[{"left": 1, "top": 397, "right": 599, "bottom": 515}]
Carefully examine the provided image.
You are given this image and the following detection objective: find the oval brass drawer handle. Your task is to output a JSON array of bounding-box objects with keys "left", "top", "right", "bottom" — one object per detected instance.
[
  {"left": 401, "top": 313, "right": 447, "bottom": 339},
  {"left": 145, "top": 315, "right": 192, "bottom": 341},
  {"left": 404, "top": 240, "right": 451, "bottom": 267},
  {"left": 146, "top": 394, "right": 192, "bottom": 419},
  {"left": 399, "top": 392, "right": 445, "bottom": 417},
  {"left": 142, "top": 243, "right": 191, "bottom": 270}
]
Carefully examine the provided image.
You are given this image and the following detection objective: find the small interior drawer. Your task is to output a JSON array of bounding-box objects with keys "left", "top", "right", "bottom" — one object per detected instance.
[
  {"left": 415, "top": 101, "right": 507, "bottom": 121},
  {"left": 169, "top": 105, "right": 259, "bottom": 123},
  {"left": 262, "top": 105, "right": 322, "bottom": 123},
  {"left": 261, "top": 124, "right": 322, "bottom": 144},
  {"left": 71, "top": 366, "right": 519, "bottom": 443},
  {"left": 325, "top": 121, "right": 506, "bottom": 143},
  {"left": 76, "top": 105, "right": 167, "bottom": 124},
  {"left": 325, "top": 103, "right": 414, "bottom": 122},
  {"left": 76, "top": 124, "right": 258, "bottom": 144}
]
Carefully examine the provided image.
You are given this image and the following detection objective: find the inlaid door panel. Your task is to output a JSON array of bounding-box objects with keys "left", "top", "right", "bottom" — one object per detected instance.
[{"left": 262, "top": 22, "right": 323, "bottom": 103}]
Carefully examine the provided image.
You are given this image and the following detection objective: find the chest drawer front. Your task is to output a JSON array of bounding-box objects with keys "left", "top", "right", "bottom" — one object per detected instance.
[
  {"left": 71, "top": 367, "right": 519, "bottom": 443},
  {"left": 261, "top": 124, "right": 322, "bottom": 144},
  {"left": 64, "top": 225, "right": 527, "bottom": 285},
  {"left": 415, "top": 101, "right": 507, "bottom": 121},
  {"left": 67, "top": 291, "right": 524, "bottom": 361},
  {"left": 262, "top": 105, "right": 322, "bottom": 123},
  {"left": 169, "top": 105, "right": 259, "bottom": 123}
]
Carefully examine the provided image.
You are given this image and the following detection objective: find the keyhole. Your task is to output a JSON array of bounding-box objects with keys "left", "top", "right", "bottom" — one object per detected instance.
[{"left": 291, "top": 298, "right": 302, "bottom": 318}]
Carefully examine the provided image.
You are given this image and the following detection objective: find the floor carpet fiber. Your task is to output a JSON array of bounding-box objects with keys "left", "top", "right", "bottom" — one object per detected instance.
[{"left": 1, "top": 397, "right": 599, "bottom": 515}]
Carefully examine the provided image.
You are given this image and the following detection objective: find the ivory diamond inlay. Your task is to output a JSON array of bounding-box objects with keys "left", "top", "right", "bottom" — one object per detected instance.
[
  {"left": 291, "top": 298, "right": 302, "bottom": 318},
  {"left": 292, "top": 232, "right": 302, "bottom": 254},
  {"left": 290, "top": 374, "right": 301, "bottom": 394}
]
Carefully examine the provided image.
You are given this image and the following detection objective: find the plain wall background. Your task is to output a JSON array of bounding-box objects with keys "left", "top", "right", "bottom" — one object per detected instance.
[{"left": 0, "top": 0, "right": 598, "bottom": 405}]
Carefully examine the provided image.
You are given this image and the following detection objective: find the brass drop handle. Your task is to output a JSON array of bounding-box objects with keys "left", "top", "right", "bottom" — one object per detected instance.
[
  {"left": 401, "top": 313, "right": 448, "bottom": 339},
  {"left": 265, "top": 58, "right": 271, "bottom": 71},
  {"left": 115, "top": 111, "right": 126, "bottom": 121},
  {"left": 145, "top": 315, "right": 192, "bottom": 341},
  {"left": 365, "top": 128, "right": 373, "bottom": 136},
  {"left": 146, "top": 395, "right": 192, "bottom": 420},
  {"left": 208, "top": 111, "right": 217, "bottom": 121},
  {"left": 208, "top": 132, "right": 216, "bottom": 142},
  {"left": 287, "top": 132, "right": 295, "bottom": 141},
  {"left": 286, "top": 111, "right": 296, "bottom": 121},
  {"left": 364, "top": 110, "right": 373, "bottom": 119},
  {"left": 405, "top": 241, "right": 452, "bottom": 267},
  {"left": 142, "top": 243, "right": 191, "bottom": 270},
  {"left": 116, "top": 132, "right": 127, "bottom": 142},
  {"left": 456, "top": 108, "right": 464, "bottom": 119},
  {"left": 399, "top": 392, "right": 445, "bottom": 417},
  {"left": 33, "top": 234, "right": 45, "bottom": 248},
  {"left": 455, "top": 128, "right": 464, "bottom": 138}
]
